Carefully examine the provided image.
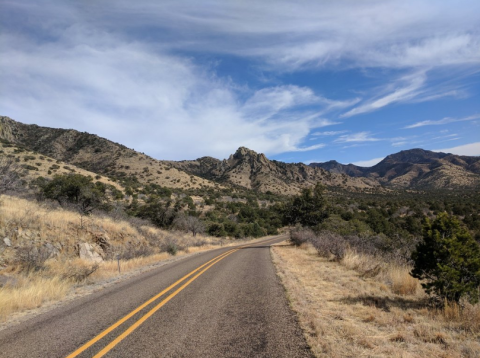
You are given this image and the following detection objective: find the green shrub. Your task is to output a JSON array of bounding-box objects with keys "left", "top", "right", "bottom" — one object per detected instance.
[
  {"left": 161, "top": 240, "right": 178, "bottom": 256},
  {"left": 22, "top": 164, "right": 38, "bottom": 171},
  {"left": 411, "top": 213, "right": 480, "bottom": 303},
  {"left": 207, "top": 223, "right": 226, "bottom": 237},
  {"left": 40, "top": 173, "right": 107, "bottom": 215},
  {"left": 283, "top": 183, "right": 328, "bottom": 227}
]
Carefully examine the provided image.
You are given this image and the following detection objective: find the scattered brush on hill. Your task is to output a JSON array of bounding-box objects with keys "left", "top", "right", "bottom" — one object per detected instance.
[{"left": 0, "top": 195, "right": 232, "bottom": 322}]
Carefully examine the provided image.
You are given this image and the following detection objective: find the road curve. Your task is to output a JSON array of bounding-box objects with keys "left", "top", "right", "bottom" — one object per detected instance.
[{"left": 0, "top": 235, "right": 312, "bottom": 357}]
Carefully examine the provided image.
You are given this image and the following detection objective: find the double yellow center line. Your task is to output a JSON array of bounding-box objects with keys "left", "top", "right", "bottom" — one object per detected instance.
[{"left": 66, "top": 237, "right": 281, "bottom": 358}]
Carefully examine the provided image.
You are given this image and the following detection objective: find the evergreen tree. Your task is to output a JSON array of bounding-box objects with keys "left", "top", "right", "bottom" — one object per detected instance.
[
  {"left": 411, "top": 213, "right": 480, "bottom": 303},
  {"left": 41, "top": 173, "right": 107, "bottom": 215},
  {"left": 283, "top": 183, "right": 328, "bottom": 227}
]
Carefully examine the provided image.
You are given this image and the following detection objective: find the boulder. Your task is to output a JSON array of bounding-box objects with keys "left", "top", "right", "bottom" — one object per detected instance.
[
  {"left": 3, "top": 237, "right": 11, "bottom": 247},
  {"left": 44, "top": 243, "right": 60, "bottom": 258},
  {"left": 78, "top": 243, "right": 103, "bottom": 263},
  {"left": 92, "top": 232, "right": 111, "bottom": 252}
]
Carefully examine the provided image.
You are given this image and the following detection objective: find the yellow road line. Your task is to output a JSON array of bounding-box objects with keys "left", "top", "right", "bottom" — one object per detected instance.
[
  {"left": 92, "top": 249, "right": 238, "bottom": 358},
  {"left": 65, "top": 236, "right": 281, "bottom": 358},
  {"left": 65, "top": 248, "right": 237, "bottom": 358}
]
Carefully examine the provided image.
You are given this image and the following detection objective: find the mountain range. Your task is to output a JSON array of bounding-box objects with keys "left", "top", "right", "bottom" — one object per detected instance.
[
  {"left": 311, "top": 149, "right": 480, "bottom": 189},
  {"left": 1, "top": 116, "right": 479, "bottom": 194}
]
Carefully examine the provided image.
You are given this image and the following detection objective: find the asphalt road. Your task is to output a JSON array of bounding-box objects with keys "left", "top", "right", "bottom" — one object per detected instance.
[{"left": 0, "top": 236, "right": 312, "bottom": 357}]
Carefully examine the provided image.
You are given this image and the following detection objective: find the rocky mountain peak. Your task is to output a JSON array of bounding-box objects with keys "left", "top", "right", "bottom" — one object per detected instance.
[
  {"left": 233, "top": 146, "right": 257, "bottom": 158},
  {"left": 231, "top": 147, "right": 268, "bottom": 163}
]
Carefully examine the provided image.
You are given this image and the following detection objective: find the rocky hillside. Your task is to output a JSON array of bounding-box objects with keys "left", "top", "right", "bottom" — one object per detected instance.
[
  {"left": 0, "top": 140, "right": 122, "bottom": 191},
  {"left": 311, "top": 148, "right": 480, "bottom": 189},
  {"left": 2, "top": 116, "right": 478, "bottom": 193},
  {"left": 0, "top": 116, "right": 222, "bottom": 191},
  {"left": 0, "top": 116, "right": 379, "bottom": 195},
  {"left": 170, "top": 147, "right": 379, "bottom": 195}
]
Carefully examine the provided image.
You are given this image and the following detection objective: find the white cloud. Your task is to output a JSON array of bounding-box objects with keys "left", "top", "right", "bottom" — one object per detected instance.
[
  {"left": 342, "top": 71, "right": 427, "bottom": 117},
  {"left": 290, "top": 143, "right": 326, "bottom": 152},
  {"left": 335, "top": 132, "right": 380, "bottom": 143},
  {"left": 0, "top": 30, "right": 341, "bottom": 160},
  {"left": 341, "top": 68, "right": 471, "bottom": 118},
  {"left": 405, "top": 114, "right": 480, "bottom": 129},
  {"left": 433, "top": 142, "right": 480, "bottom": 156},
  {"left": 5, "top": 1, "right": 480, "bottom": 71},
  {"left": 351, "top": 157, "right": 385, "bottom": 167},
  {"left": 431, "top": 134, "right": 459, "bottom": 140},
  {"left": 311, "top": 130, "right": 348, "bottom": 136},
  {"left": 389, "top": 134, "right": 423, "bottom": 147},
  {"left": 1, "top": 0, "right": 480, "bottom": 160}
]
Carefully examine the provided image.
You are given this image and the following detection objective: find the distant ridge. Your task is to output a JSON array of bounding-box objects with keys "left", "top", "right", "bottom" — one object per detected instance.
[{"left": 311, "top": 148, "right": 480, "bottom": 189}]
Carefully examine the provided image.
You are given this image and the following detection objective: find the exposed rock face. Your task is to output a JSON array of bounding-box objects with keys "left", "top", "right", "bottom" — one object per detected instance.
[
  {"left": 78, "top": 243, "right": 103, "bottom": 263},
  {"left": 171, "top": 147, "right": 379, "bottom": 194}
]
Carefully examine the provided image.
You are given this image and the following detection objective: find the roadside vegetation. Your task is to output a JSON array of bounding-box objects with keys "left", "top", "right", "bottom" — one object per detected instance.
[
  {"left": 272, "top": 244, "right": 480, "bottom": 357},
  {"left": 273, "top": 184, "right": 480, "bottom": 357},
  {"left": 0, "top": 194, "right": 232, "bottom": 322}
]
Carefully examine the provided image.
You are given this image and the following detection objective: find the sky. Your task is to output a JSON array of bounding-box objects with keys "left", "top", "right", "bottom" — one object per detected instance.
[{"left": 1, "top": 0, "right": 479, "bottom": 166}]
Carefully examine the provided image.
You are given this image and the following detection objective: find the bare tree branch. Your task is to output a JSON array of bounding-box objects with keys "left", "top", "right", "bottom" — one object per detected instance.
[{"left": 0, "top": 157, "right": 23, "bottom": 194}]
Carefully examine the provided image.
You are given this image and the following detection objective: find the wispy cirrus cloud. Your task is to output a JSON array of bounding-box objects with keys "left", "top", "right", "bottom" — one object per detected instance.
[
  {"left": 311, "top": 130, "right": 348, "bottom": 136},
  {"left": 342, "top": 71, "right": 427, "bottom": 117},
  {"left": 404, "top": 114, "right": 480, "bottom": 128},
  {"left": 335, "top": 131, "right": 381, "bottom": 143},
  {"left": 340, "top": 69, "right": 467, "bottom": 118},
  {"left": 290, "top": 143, "right": 326, "bottom": 152},
  {"left": 8, "top": 0, "right": 479, "bottom": 72}
]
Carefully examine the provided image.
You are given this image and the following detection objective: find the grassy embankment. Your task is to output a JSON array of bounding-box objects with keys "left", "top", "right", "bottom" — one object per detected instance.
[
  {"left": 0, "top": 195, "right": 233, "bottom": 322},
  {"left": 272, "top": 243, "right": 480, "bottom": 357}
]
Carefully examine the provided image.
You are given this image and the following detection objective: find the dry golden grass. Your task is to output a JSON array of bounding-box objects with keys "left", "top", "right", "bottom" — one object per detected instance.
[
  {"left": 0, "top": 195, "right": 224, "bottom": 255},
  {"left": 0, "top": 195, "right": 235, "bottom": 322},
  {"left": 271, "top": 243, "right": 480, "bottom": 358},
  {"left": 0, "top": 276, "right": 70, "bottom": 321},
  {"left": 342, "top": 249, "right": 420, "bottom": 295},
  {"left": 0, "top": 242, "right": 234, "bottom": 323},
  {"left": 388, "top": 266, "right": 420, "bottom": 296}
]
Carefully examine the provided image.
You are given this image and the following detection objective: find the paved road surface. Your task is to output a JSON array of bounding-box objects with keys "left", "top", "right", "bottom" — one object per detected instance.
[{"left": 0, "top": 236, "right": 312, "bottom": 357}]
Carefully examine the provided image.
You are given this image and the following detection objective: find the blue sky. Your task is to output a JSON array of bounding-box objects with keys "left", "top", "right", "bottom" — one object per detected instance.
[{"left": 1, "top": 0, "right": 479, "bottom": 166}]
